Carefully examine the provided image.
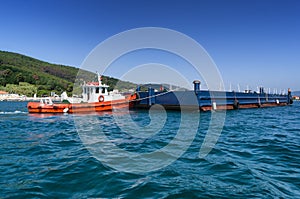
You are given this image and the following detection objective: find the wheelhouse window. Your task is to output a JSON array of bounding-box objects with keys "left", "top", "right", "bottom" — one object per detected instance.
[
  {"left": 102, "top": 88, "right": 106, "bottom": 94},
  {"left": 96, "top": 87, "right": 99, "bottom": 93}
]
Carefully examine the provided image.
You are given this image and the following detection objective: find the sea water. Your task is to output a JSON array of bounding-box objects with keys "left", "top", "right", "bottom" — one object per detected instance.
[{"left": 0, "top": 101, "right": 299, "bottom": 198}]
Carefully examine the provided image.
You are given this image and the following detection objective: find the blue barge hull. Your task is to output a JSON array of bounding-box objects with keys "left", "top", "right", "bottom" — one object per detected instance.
[{"left": 133, "top": 81, "right": 293, "bottom": 111}]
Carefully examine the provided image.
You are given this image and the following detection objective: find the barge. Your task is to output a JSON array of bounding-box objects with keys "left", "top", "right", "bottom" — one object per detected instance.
[{"left": 133, "top": 81, "right": 293, "bottom": 111}]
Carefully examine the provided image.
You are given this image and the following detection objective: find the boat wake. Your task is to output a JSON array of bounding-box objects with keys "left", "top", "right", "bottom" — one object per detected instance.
[{"left": 0, "top": 110, "right": 27, "bottom": 115}]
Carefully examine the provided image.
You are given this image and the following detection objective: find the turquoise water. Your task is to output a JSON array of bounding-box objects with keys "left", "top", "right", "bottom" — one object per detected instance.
[{"left": 1, "top": 101, "right": 299, "bottom": 198}]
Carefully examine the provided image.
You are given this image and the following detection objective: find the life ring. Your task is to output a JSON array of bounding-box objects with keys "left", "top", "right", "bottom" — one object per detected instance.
[{"left": 98, "top": 95, "right": 104, "bottom": 102}]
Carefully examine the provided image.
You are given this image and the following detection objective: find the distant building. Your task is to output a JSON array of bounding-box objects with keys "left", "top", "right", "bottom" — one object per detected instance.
[
  {"left": 0, "top": 91, "right": 9, "bottom": 100},
  {"left": 0, "top": 91, "right": 8, "bottom": 94}
]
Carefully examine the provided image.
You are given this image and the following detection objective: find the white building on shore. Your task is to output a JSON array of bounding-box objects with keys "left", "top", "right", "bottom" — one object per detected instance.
[{"left": 0, "top": 90, "right": 27, "bottom": 101}]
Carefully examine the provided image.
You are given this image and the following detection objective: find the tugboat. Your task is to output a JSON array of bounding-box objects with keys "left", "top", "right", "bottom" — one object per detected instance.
[{"left": 27, "top": 74, "right": 136, "bottom": 113}]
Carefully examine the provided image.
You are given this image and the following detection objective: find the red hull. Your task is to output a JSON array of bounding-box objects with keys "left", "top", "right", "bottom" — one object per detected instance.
[
  {"left": 27, "top": 95, "right": 136, "bottom": 114},
  {"left": 200, "top": 102, "right": 288, "bottom": 111}
]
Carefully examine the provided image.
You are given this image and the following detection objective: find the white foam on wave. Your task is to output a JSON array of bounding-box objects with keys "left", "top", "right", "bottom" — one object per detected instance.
[{"left": 0, "top": 110, "right": 27, "bottom": 114}]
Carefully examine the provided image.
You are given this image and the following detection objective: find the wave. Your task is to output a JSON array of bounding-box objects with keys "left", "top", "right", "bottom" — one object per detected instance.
[{"left": 0, "top": 110, "right": 28, "bottom": 114}]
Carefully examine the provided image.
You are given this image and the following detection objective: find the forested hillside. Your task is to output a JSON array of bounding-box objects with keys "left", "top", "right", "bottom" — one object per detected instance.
[{"left": 0, "top": 51, "right": 136, "bottom": 96}]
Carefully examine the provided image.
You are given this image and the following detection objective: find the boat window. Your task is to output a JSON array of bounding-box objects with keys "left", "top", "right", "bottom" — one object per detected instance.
[
  {"left": 96, "top": 87, "right": 99, "bottom": 93},
  {"left": 102, "top": 88, "right": 106, "bottom": 94},
  {"left": 84, "top": 87, "right": 86, "bottom": 94}
]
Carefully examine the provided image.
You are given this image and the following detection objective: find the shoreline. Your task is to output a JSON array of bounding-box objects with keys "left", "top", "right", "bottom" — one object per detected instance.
[{"left": 0, "top": 96, "right": 61, "bottom": 102}]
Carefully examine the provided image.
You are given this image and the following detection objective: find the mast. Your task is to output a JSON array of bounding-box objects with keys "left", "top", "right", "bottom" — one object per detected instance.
[{"left": 96, "top": 71, "right": 102, "bottom": 85}]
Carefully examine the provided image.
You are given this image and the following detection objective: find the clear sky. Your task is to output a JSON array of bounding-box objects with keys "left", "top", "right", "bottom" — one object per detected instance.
[{"left": 1, "top": 0, "right": 299, "bottom": 91}]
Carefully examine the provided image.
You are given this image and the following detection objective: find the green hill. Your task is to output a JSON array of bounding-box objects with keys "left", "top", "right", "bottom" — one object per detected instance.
[{"left": 0, "top": 51, "right": 136, "bottom": 96}]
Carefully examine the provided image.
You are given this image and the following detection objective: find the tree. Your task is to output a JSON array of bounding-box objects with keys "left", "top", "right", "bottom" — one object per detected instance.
[
  {"left": 3, "top": 69, "right": 12, "bottom": 77},
  {"left": 47, "top": 79, "right": 56, "bottom": 90},
  {"left": 67, "top": 83, "right": 73, "bottom": 92},
  {"left": 16, "top": 73, "right": 24, "bottom": 83},
  {"left": 0, "top": 77, "right": 6, "bottom": 86},
  {"left": 32, "top": 74, "right": 39, "bottom": 81}
]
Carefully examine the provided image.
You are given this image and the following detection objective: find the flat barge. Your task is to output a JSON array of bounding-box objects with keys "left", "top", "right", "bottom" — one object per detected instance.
[{"left": 133, "top": 81, "right": 293, "bottom": 111}]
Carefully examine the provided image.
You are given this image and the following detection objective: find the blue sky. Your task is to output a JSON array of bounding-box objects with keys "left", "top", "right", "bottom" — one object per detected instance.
[{"left": 1, "top": 0, "right": 300, "bottom": 91}]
